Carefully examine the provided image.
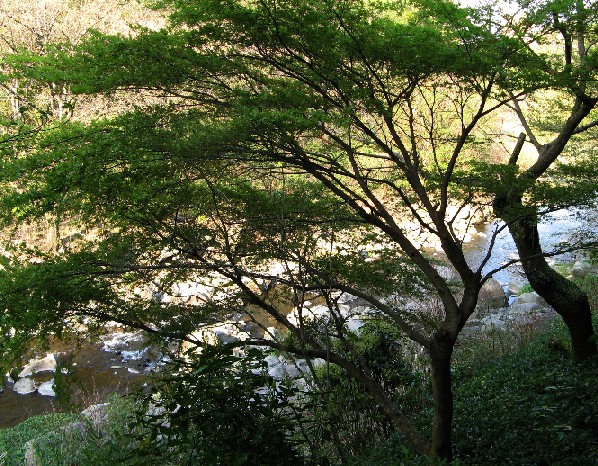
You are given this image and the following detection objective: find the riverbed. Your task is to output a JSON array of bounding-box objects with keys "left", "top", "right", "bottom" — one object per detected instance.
[
  {"left": 0, "top": 334, "right": 154, "bottom": 428},
  {"left": 1, "top": 207, "right": 594, "bottom": 429}
]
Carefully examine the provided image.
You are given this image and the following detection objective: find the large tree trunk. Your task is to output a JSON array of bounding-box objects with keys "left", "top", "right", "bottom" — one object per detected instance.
[
  {"left": 429, "top": 334, "right": 455, "bottom": 459},
  {"left": 502, "top": 205, "right": 597, "bottom": 361}
]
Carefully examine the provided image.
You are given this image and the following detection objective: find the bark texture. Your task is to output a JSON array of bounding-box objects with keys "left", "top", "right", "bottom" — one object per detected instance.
[{"left": 507, "top": 212, "right": 597, "bottom": 361}]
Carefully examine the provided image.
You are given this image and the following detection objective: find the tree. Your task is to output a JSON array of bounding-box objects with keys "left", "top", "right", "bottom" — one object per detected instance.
[
  {"left": 0, "top": 0, "right": 162, "bottom": 124},
  {"left": 0, "top": 0, "right": 596, "bottom": 460},
  {"left": 489, "top": 0, "right": 598, "bottom": 360},
  {"left": 0, "top": 0, "right": 165, "bottom": 252}
]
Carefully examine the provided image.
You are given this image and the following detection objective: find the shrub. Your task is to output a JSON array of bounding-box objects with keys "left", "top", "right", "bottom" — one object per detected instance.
[
  {"left": 304, "top": 320, "right": 429, "bottom": 463},
  {"left": 124, "top": 344, "right": 305, "bottom": 465},
  {"left": 452, "top": 318, "right": 598, "bottom": 465},
  {"left": 0, "top": 413, "right": 79, "bottom": 465}
]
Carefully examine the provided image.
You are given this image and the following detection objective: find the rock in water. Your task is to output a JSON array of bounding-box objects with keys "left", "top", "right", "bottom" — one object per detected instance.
[
  {"left": 19, "top": 353, "right": 57, "bottom": 378},
  {"left": 37, "top": 380, "right": 56, "bottom": 397},
  {"left": 13, "top": 377, "right": 37, "bottom": 394}
]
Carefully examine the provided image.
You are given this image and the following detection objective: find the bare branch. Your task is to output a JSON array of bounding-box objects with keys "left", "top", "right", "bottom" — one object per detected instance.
[
  {"left": 572, "top": 118, "right": 598, "bottom": 134},
  {"left": 507, "top": 91, "right": 542, "bottom": 151}
]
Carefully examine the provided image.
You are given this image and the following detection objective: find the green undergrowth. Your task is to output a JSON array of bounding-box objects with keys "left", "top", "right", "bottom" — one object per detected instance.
[
  {"left": 452, "top": 315, "right": 598, "bottom": 465},
  {"left": 0, "top": 396, "right": 140, "bottom": 465},
  {"left": 1, "top": 290, "right": 597, "bottom": 465},
  {"left": 352, "top": 314, "right": 598, "bottom": 465},
  {"left": 0, "top": 413, "right": 79, "bottom": 465}
]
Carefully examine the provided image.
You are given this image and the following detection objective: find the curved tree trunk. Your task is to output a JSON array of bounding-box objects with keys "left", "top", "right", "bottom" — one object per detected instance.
[{"left": 502, "top": 205, "right": 597, "bottom": 361}]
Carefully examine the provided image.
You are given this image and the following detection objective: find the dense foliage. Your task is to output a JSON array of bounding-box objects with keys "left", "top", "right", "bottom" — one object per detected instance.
[
  {"left": 2, "top": 312, "right": 596, "bottom": 464},
  {"left": 0, "top": 0, "right": 596, "bottom": 461}
]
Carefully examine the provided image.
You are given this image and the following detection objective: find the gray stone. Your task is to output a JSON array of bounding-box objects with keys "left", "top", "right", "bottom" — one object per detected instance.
[
  {"left": 337, "top": 304, "right": 351, "bottom": 318},
  {"left": 285, "top": 364, "right": 302, "bottom": 379},
  {"left": 480, "top": 314, "right": 507, "bottom": 331},
  {"left": 511, "top": 292, "right": 547, "bottom": 307},
  {"left": 337, "top": 293, "right": 357, "bottom": 304},
  {"left": 19, "top": 353, "right": 57, "bottom": 378},
  {"left": 311, "top": 358, "right": 327, "bottom": 369},
  {"left": 264, "top": 355, "right": 281, "bottom": 368},
  {"left": 287, "top": 304, "right": 331, "bottom": 326},
  {"left": 310, "top": 305, "right": 330, "bottom": 318},
  {"left": 268, "top": 365, "right": 287, "bottom": 380},
  {"left": 213, "top": 329, "right": 239, "bottom": 344},
  {"left": 347, "top": 318, "right": 365, "bottom": 332},
  {"left": 24, "top": 440, "right": 38, "bottom": 466},
  {"left": 508, "top": 302, "right": 546, "bottom": 314},
  {"left": 295, "top": 359, "right": 309, "bottom": 370},
  {"left": 477, "top": 278, "right": 508, "bottom": 309},
  {"left": 81, "top": 403, "right": 110, "bottom": 427}
]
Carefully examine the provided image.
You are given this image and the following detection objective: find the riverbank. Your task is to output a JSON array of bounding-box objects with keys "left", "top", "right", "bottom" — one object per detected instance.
[
  {"left": 2, "top": 295, "right": 595, "bottom": 465},
  {"left": 0, "top": 332, "right": 156, "bottom": 429}
]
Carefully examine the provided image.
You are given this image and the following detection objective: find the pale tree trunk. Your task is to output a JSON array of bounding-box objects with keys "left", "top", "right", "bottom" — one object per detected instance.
[
  {"left": 50, "top": 82, "right": 70, "bottom": 120},
  {"left": 7, "top": 79, "right": 20, "bottom": 120}
]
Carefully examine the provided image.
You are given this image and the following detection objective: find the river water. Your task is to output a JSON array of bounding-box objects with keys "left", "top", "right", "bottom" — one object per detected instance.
[
  {"left": 1, "top": 208, "right": 594, "bottom": 429},
  {"left": 463, "top": 208, "right": 595, "bottom": 285},
  {"left": 0, "top": 335, "right": 153, "bottom": 428}
]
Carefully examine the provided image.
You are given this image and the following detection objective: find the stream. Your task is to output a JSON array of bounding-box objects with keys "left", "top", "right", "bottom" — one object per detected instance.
[
  {"left": 1, "top": 208, "right": 594, "bottom": 429},
  {"left": 463, "top": 208, "right": 594, "bottom": 285}
]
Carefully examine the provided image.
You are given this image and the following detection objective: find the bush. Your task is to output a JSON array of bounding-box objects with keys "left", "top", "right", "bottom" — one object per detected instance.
[
  {"left": 124, "top": 344, "right": 305, "bottom": 466},
  {"left": 0, "top": 396, "right": 142, "bottom": 465},
  {"left": 304, "top": 320, "right": 429, "bottom": 464},
  {"left": 452, "top": 318, "right": 598, "bottom": 465},
  {"left": 4, "top": 311, "right": 595, "bottom": 465},
  {"left": 573, "top": 273, "right": 598, "bottom": 312},
  {"left": 0, "top": 413, "right": 79, "bottom": 465}
]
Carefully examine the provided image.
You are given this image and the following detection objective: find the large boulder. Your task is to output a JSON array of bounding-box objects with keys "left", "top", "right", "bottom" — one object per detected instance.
[
  {"left": 285, "top": 364, "right": 302, "bottom": 379},
  {"left": 268, "top": 365, "right": 287, "bottom": 380},
  {"left": 13, "top": 377, "right": 37, "bottom": 395},
  {"left": 511, "top": 292, "right": 548, "bottom": 308},
  {"left": 37, "top": 380, "right": 56, "bottom": 397},
  {"left": 81, "top": 403, "right": 110, "bottom": 427},
  {"left": 19, "top": 353, "right": 57, "bottom": 378},
  {"left": 264, "top": 355, "right": 281, "bottom": 368},
  {"left": 507, "top": 281, "right": 523, "bottom": 296},
  {"left": 508, "top": 302, "right": 545, "bottom": 314},
  {"left": 477, "top": 278, "right": 508, "bottom": 310}
]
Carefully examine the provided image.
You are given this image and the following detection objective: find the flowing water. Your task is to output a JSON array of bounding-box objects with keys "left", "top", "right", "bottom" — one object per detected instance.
[
  {"left": 0, "top": 336, "right": 152, "bottom": 428},
  {"left": 1, "top": 208, "right": 594, "bottom": 429},
  {"left": 463, "top": 208, "right": 595, "bottom": 286}
]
